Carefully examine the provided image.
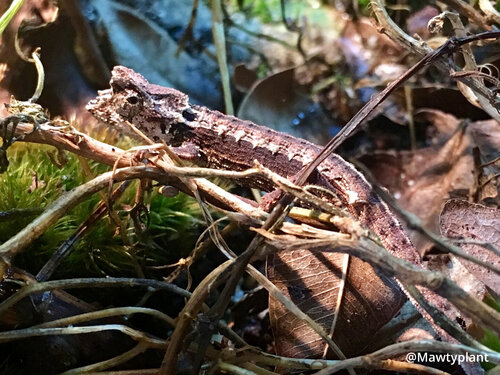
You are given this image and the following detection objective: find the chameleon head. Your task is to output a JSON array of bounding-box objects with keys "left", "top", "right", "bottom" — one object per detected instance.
[{"left": 86, "top": 66, "right": 191, "bottom": 143}]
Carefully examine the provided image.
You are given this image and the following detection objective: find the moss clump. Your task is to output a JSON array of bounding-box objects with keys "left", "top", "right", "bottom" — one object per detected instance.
[{"left": 0, "top": 140, "right": 202, "bottom": 279}]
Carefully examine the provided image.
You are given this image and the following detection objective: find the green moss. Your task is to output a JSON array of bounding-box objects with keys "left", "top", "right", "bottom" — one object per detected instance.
[
  {"left": 0, "top": 141, "right": 203, "bottom": 278},
  {"left": 478, "top": 295, "right": 500, "bottom": 370},
  {"left": 357, "top": 0, "right": 371, "bottom": 9},
  {"left": 0, "top": 143, "right": 98, "bottom": 243},
  {"left": 484, "top": 294, "right": 500, "bottom": 312},
  {"left": 480, "top": 329, "right": 500, "bottom": 370},
  {"left": 230, "top": 0, "right": 315, "bottom": 24},
  {"left": 243, "top": 0, "right": 282, "bottom": 23}
]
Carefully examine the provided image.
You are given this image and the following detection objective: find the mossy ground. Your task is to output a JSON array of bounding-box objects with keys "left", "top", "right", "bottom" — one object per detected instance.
[{"left": 0, "top": 135, "right": 203, "bottom": 280}]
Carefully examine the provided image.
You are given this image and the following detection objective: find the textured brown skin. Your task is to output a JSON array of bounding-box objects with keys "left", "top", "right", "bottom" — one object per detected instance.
[{"left": 87, "top": 66, "right": 422, "bottom": 357}]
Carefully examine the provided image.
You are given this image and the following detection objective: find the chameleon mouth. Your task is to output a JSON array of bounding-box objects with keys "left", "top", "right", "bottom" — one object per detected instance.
[{"left": 85, "top": 89, "right": 113, "bottom": 114}]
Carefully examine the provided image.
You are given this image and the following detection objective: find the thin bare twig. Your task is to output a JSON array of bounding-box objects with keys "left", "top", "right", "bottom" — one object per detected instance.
[
  {"left": 60, "top": 342, "right": 150, "bottom": 375},
  {"left": 353, "top": 161, "right": 500, "bottom": 277},
  {"left": 258, "top": 226, "right": 500, "bottom": 336},
  {"left": 280, "top": 0, "right": 307, "bottom": 59},
  {"left": 301, "top": 28, "right": 500, "bottom": 179},
  {"left": 452, "top": 239, "right": 500, "bottom": 258},
  {"left": 451, "top": 70, "right": 500, "bottom": 90},
  {"left": 0, "top": 324, "right": 165, "bottom": 347},
  {"left": 371, "top": 0, "right": 500, "bottom": 122},
  {"left": 211, "top": 0, "right": 234, "bottom": 115},
  {"left": 0, "top": 277, "right": 189, "bottom": 316},
  {"left": 35, "top": 181, "right": 131, "bottom": 281},
  {"left": 175, "top": 0, "right": 199, "bottom": 56},
  {"left": 315, "top": 339, "right": 499, "bottom": 375},
  {"left": 33, "top": 306, "right": 175, "bottom": 328},
  {"left": 480, "top": 155, "right": 500, "bottom": 168},
  {"left": 439, "top": 0, "right": 492, "bottom": 29}
]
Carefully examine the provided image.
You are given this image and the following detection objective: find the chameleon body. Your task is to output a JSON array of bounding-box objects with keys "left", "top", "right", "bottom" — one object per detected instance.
[{"left": 88, "top": 66, "right": 428, "bottom": 357}]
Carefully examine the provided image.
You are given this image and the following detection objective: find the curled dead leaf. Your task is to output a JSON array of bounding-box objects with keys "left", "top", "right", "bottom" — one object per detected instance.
[
  {"left": 360, "top": 117, "right": 474, "bottom": 253},
  {"left": 440, "top": 199, "right": 500, "bottom": 295},
  {"left": 268, "top": 249, "right": 405, "bottom": 358}
]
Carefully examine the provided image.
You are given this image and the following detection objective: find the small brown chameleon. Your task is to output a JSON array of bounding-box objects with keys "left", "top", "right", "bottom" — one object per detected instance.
[{"left": 88, "top": 66, "right": 455, "bottom": 358}]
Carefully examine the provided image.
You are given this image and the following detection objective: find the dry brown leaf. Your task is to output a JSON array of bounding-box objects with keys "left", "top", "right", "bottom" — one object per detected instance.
[
  {"left": 266, "top": 110, "right": 476, "bottom": 359},
  {"left": 237, "top": 68, "right": 333, "bottom": 145},
  {"left": 87, "top": 0, "right": 248, "bottom": 109},
  {"left": 440, "top": 199, "right": 500, "bottom": 295},
  {"left": 425, "top": 253, "right": 485, "bottom": 332},
  {"left": 416, "top": 109, "right": 462, "bottom": 141},
  {"left": 268, "top": 250, "right": 405, "bottom": 358},
  {"left": 335, "top": 18, "right": 407, "bottom": 125},
  {"left": 360, "top": 113, "right": 474, "bottom": 253},
  {"left": 411, "top": 88, "right": 489, "bottom": 121},
  {"left": 470, "top": 120, "right": 500, "bottom": 204}
]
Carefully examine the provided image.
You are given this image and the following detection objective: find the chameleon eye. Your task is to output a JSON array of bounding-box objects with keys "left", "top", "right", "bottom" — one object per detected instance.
[
  {"left": 182, "top": 108, "right": 197, "bottom": 122},
  {"left": 127, "top": 95, "right": 140, "bottom": 105}
]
